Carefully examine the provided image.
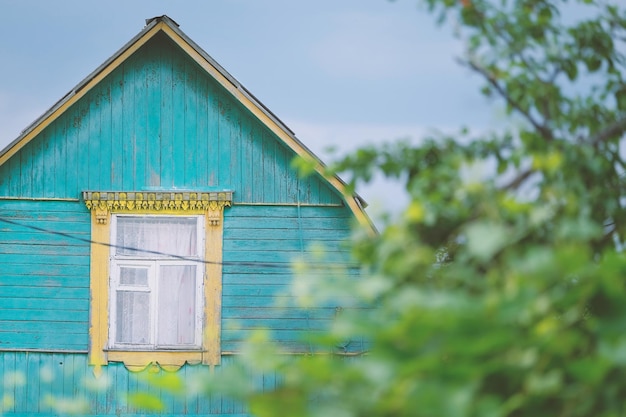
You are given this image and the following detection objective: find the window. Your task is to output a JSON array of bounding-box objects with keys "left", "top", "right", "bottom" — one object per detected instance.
[
  {"left": 83, "top": 191, "right": 232, "bottom": 374},
  {"left": 109, "top": 215, "right": 205, "bottom": 350}
]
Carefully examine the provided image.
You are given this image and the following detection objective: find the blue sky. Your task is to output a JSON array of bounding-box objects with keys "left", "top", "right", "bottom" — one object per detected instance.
[{"left": 0, "top": 0, "right": 498, "bottom": 214}]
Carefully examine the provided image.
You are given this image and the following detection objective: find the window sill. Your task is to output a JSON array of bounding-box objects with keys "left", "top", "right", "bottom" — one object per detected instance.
[{"left": 106, "top": 350, "right": 205, "bottom": 372}]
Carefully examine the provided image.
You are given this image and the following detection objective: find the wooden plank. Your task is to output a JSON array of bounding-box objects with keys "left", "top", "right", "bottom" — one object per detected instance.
[
  {"left": 224, "top": 250, "right": 351, "bottom": 264},
  {"left": 41, "top": 126, "right": 56, "bottom": 197},
  {"left": 146, "top": 40, "right": 162, "bottom": 188},
  {"left": 229, "top": 102, "right": 242, "bottom": 194},
  {"left": 240, "top": 116, "right": 253, "bottom": 201},
  {"left": 113, "top": 360, "right": 129, "bottom": 415},
  {"left": 224, "top": 216, "right": 353, "bottom": 231},
  {"left": 206, "top": 79, "right": 219, "bottom": 187},
  {"left": 13, "top": 351, "right": 27, "bottom": 412},
  {"left": 26, "top": 351, "right": 41, "bottom": 413},
  {"left": 110, "top": 65, "right": 125, "bottom": 189},
  {"left": 87, "top": 89, "right": 102, "bottom": 190},
  {"left": 0, "top": 199, "right": 83, "bottom": 212},
  {"left": 31, "top": 129, "right": 45, "bottom": 197},
  {"left": 222, "top": 306, "right": 347, "bottom": 320},
  {"left": 2, "top": 351, "right": 16, "bottom": 413},
  {"left": 0, "top": 306, "right": 88, "bottom": 321},
  {"left": 18, "top": 141, "right": 33, "bottom": 197},
  {"left": 98, "top": 83, "right": 117, "bottom": 191},
  {"left": 0, "top": 297, "right": 87, "bottom": 310},
  {"left": 0, "top": 337, "right": 87, "bottom": 352},
  {"left": 8, "top": 154, "right": 21, "bottom": 196},
  {"left": 0, "top": 320, "right": 86, "bottom": 333},
  {"left": 227, "top": 204, "right": 352, "bottom": 218},
  {"left": 55, "top": 118, "right": 68, "bottom": 197},
  {"left": 65, "top": 106, "right": 80, "bottom": 197},
  {"left": 133, "top": 48, "right": 148, "bottom": 190},
  {"left": 0, "top": 162, "right": 7, "bottom": 195},
  {"left": 0, "top": 218, "right": 90, "bottom": 233},
  {"left": 0, "top": 263, "right": 89, "bottom": 277},
  {"left": 224, "top": 227, "right": 351, "bottom": 242},
  {"left": 275, "top": 143, "right": 289, "bottom": 202},
  {"left": 0, "top": 244, "right": 89, "bottom": 256},
  {"left": 250, "top": 124, "right": 264, "bottom": 203},
  {"left": 224, "top": 238, "right": 350, "bottom": 252},
  {"left": 223, "top": 317, "right": 333, "bottom": 331},
  {"left": 262, "top": 132, "right": 276, "bottom": 203},
  {"left": 195, "top": 69, "right": 209, "bottom": 187},
  {"left": 0, "top": 252, "right": 91, "bottom": 266},
  {"left": 121, "top": 61, "right": 136, "bottom": 190},
  {"left": 184, "top": 59, "right": 198, "bottom": 188},
  {"left": 0, "top": 286, "right": 88, "bottom": 301},
  {"left": 99, "top": 83, "right": 113, "bottom": 191},
  {"left": 0, "top": 275, "right": 88, "bottom": 288},
  {"left": 222, "top": 283, "right": 289, "bottom": 297},
  {"left": 217, "top": 95, "right": 233, "bottom": 187}
]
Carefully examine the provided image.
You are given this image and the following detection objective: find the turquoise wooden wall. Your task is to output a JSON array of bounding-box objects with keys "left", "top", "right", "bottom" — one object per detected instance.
[{"left": 0, "top": 29, "right": 362, "bottom": 416}]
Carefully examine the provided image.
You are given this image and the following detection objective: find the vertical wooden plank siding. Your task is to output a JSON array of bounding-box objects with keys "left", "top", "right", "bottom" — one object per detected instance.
[
  {"left": 0, "top": 34, "right": 343, "bottom": 206},
  {"left": 0, "top": 351, "right": 265, "bottom": 416}
]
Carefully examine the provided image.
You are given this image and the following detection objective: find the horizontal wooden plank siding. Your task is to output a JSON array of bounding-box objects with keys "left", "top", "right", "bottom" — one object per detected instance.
[
  {"left": 0, "top": 33, "right": 343, "bottom": 207},
  {"left": 222, "top": 204, "right": 363, "bottom": 352},
  {"left": 0, "top": 200, "right": 90, "bottom": 350},
  {"left": 0, "top": 351, "right": 253, "bottom": 416}
]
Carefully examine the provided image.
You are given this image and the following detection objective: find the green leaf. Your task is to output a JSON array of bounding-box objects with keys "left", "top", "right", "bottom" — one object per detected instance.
[{"left": 127, "top": 392, "right": 164, "bottom": 411}]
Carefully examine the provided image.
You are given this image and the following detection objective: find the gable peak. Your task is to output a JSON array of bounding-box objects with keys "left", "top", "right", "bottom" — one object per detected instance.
[{"left": 145, "top": 15, "right": 180, "bottom": 28}]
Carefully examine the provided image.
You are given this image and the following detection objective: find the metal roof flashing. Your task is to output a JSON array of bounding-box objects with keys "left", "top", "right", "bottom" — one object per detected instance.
[{"left": 145, "top": 15, "right": 180, "bottom": 27}]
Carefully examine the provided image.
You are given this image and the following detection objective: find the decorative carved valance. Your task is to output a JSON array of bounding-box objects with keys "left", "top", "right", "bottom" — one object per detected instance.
[{"left": 82, "top": 191, "right": 233, "bottom": 225}]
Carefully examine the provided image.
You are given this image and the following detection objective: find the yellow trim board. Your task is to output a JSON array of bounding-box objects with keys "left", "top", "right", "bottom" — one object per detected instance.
[{"left": 87, "top": 199, "right": 227, "bottom": 374}]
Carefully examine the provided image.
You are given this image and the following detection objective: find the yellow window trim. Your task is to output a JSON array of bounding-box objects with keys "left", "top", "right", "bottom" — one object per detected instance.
[{"left": 84, "top": 191, "right": 232, "bottom": 376}]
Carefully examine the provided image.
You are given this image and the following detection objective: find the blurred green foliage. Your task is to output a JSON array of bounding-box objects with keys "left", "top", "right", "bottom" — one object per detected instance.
[{"left": 157, "top": 0, "right": 626, "bottom": 416}]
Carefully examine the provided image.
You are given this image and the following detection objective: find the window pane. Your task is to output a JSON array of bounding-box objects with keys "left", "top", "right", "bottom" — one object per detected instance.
[
  {"left": 116, "top": 291, "right": 150, "bottom": 344},
  {"left": 116, "top": 216, "right": 198, "bottom": 258},
  {"left": 119, "top": 267, "right": 148, "bottom": 286},
  {"left": 157, "top": 265, "right": 197, "bottom": 346}
]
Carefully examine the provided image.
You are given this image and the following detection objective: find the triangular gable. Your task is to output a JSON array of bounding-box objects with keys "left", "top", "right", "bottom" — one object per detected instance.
[{"left": 0, "top": 15, "right": 373, "bottom": 231}]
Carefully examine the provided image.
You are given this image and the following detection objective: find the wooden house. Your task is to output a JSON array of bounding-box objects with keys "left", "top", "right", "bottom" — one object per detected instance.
[{"left": 0, "top": 16, "right": 370, "bottom": 416}]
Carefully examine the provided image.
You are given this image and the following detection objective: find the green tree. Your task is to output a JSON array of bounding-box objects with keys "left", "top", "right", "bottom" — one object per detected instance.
[{"left": 198, "top": 1, "right": 626, "bottom": 416}]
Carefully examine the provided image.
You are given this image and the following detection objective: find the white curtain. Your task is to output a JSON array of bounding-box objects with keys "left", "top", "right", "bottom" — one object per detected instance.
[
  {"left": 116, "top": 289, "right": 150, "bottom": 344},
  {"left": 158, "top": 265, "right": 197, "bottom": 345},
  {"left": 116, "top": 216, "right": 198, "bottom": 257},
  {"left": 113, "top": 217, "right": 199, "bottom": 347}
]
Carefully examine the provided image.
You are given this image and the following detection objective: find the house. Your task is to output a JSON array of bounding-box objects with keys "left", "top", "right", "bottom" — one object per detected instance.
[{"left": 0, "top": 15, "right": 371, "bottom": 416}]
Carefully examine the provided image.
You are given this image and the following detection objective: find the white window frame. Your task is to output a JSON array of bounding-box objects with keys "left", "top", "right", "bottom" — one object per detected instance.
[{"left": 108, "top": 214, "right": 206, "bottom": 351}]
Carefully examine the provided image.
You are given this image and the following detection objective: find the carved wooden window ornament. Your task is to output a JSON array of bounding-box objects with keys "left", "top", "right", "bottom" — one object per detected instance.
[{"left": 83, "top": 191, "right": 232, "bottom": 375}]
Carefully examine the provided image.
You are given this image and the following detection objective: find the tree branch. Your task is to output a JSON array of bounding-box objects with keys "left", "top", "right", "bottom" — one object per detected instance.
[
  {"left": 589, "top": 115, "right": 626, "bottom": 146},
  {"left": 460, "top": 58, "right": 555, "bottom": 141},
  {"left": 501, "top": 168, "right": 534, "bottom": 191}
]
